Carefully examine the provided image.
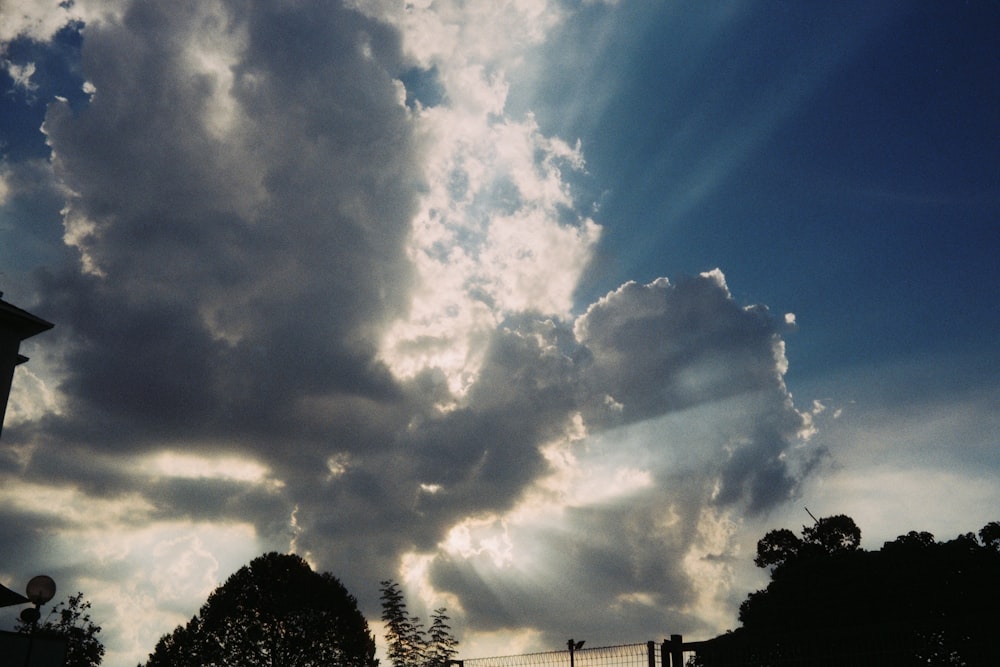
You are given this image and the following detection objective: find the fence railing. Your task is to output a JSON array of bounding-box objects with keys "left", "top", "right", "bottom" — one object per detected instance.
[
  {"left": 458, "top": 641, "right": 659, "bottom": 667},
  {"left": 453, "top": 629, "right": 997, "bottom": 667}
]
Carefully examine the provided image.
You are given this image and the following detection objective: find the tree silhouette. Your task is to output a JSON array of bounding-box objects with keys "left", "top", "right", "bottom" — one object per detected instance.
[
  {"left": 752, "top": 513, "right": 861, "bottom": 570},
  {"left": 142, "top": 552, "right": 377, "bottom": 667},
  {"left": 427, "top": 608, "right": 458, "bottom": 667},
  {"left": 980, "top": 520, "right": 1000, "bottom": 551},
  {"left": 799, "top": 513, "right": 861, "bottom": 555},
  {"left": 694, "top": 516, "right": 1000, "bottom": 666},
  {"left": 752, "top": 527, "right": 802, "bottom": 570},
  {"left": 379, "top": 580, "right": 457, "bottom": 667},
  {"left": 15, "top": 591, "right": 104, "bottom": 667}
]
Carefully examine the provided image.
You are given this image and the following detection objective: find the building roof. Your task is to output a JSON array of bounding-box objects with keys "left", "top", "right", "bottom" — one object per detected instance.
[{"left": 0, "top": 294, "right": 54, "bottom": 341}]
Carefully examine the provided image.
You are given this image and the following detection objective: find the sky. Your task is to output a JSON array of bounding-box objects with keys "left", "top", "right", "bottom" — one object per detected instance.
[{"left": 0, "top": 1, "right": 998, "bottom": 664}]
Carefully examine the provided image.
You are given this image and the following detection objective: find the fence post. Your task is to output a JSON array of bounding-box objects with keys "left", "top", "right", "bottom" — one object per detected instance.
[
  {"left": 646, "top": 640, "right": 656, "bottom": 667},
  {"left": 669, "top": 635, "right": 683, "bottom": 667}
]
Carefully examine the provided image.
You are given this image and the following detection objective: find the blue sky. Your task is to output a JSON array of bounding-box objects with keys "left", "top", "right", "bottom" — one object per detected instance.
[
  {"left": 534, "top": 2, "right": 998, "bottom": 378},
  {"left": 1, "top": 2, "right": 998, "bottom": 665}
]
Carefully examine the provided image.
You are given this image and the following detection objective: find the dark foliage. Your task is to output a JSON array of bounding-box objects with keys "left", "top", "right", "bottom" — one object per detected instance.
[
  {"left": 16, "top": 592, "right": 105, "bottom": 667},
  {"left": 141, "top": 552, "right": 377, "bottom": 667},
  {"left": 693, "top": 516, "right": 1000, "bottom": 666},
  {"left": 980, "top": 520, "right": 1000, "bottom": 551},
  {"left": 752, "top": 514, "right": 860, "bottom": 570},
  {"left": 379, "top": 580, "right": 458, "bottom": 667},
  {"left": 427, "top": 608, "right": 459, "bottom": 667}
]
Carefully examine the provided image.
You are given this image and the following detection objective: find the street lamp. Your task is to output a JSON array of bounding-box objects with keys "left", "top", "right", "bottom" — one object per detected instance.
[
  {"left": 568, "top": 639, "right": 585, "bottom": 667},
  {"left": 19, "top": 575, "right": 56, "bottom": 625},
  {"left": 20, "top": 575, "right": 56, "bottom": 667},
  {"left": 25, "top": 576, "right": 56, "bottom": 606}
]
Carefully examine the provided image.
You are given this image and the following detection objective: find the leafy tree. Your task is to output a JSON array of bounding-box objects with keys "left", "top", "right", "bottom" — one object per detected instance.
[
  {"left": 380, "top": 580, "right": 425, "bottom": 667},
  {"left": 694, "top": 516, "right": 1000, "bottom": 666},
  {"left": 980, "top": 520, "right": 1000, "bottom": 551},
  {"left": 379, "top": 580, "right": 457, "bottom": 667},
  {"left": 16, "top": 591, "right": 105, "bottom": 667},
  {"left": 752, "top": 513, "right": 860, "bottom": 571},
  {"left": 142, "top": 552, "right": 377, "bottom": 667},
  {"left": 800, "top": 513, "right": 861, "bottom": 555},
  {"left": 426, "top": 608, "right": 458, "bottom": 667},
  {"left": 752, "top": 527, "right": 801, "bottom": 570}
]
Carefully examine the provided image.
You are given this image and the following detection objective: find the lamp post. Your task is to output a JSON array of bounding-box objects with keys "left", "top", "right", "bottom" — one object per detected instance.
[
  {"left": 567, "top": 639, "right": 585, "bottom": 667},
  {"left": 20, "top": 575, "right": 56, "bottom": 667}
]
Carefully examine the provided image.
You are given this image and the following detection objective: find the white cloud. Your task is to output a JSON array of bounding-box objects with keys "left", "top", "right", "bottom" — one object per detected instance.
[
  {"left": 0, "top": 479, "right": 154, "bottom": 528},
  {"left": 4, "top": 363, "right": 61, "bottom": 427},
  {"left": 0, "top": 0, "right": 129, "bottom": 44},
  {"left": 62, "top": 521, "right": 261, "bottom": 666},
  {"left": 0, "top": 475, "right": 265, "bottom": 663},
  {"left": 0, "top": 1, "right": 75, "bottom": 44},
  {"left": 351, "top": 0, "right": 599, "bottom": 398},
  {"left": 357, "top": 0, "right": 563, "bottom": 70},
  {"left": 139, "top": 451, "right": 284, "bottom": 489},
  {"left": 3, "top": 60, "right": 37, "bottom": 95}
]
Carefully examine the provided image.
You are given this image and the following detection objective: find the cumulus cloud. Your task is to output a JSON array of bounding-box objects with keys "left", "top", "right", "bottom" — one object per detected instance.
[
  {"left": 373, "top": 0, "right": 599, "bottom": 396},
  {"left": 407, "top": 274, "right": 814, "bottom": 645},
  {"left": 1, "top": 0, "right": 819, "bottom": 663},
  {"left": 0, "top": 1, "right": 78, "bottom": 44}
]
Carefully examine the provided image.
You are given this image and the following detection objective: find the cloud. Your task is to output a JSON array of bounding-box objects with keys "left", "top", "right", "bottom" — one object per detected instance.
[
  {"left": 0, "top": 1, "right": 82, "bottom": 44},
  {"left": 405, "top": 274, "right": 814, "bottom": 645},
  {"left": 1, "top": 2, "right": 420, "bottom": 657},
  {"left": 575, "top": 271, "right": 787, "bottom": 421},
  {"left": 1, "top": 0, "right": 819, "bottom": 663},
  {"left": 2, "top": 60, "right": 37, "bottom": 96},
  {"left": 21, "top": 0, "right": 418, "bottom": 442},
  {"left": 374, "top": 0, "right": 599, "bottom": 397}
]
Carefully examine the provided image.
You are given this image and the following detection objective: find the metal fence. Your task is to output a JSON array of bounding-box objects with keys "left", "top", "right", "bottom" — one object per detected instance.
[
  {"left": 455, "top": 630, "right": 998, "bottom": 667},
  {"left": 460, "top": 641, "right": 659, "bottom": 667}
]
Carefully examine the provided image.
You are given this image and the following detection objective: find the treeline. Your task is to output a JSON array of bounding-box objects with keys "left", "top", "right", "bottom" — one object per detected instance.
[{"left": 694, "top": 515, "right": 1000, "bottom": 666}]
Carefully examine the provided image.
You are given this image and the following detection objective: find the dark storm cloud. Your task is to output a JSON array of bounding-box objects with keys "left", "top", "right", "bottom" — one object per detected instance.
[
  {"left": 18, "top": 0, "right": 418, "bottom": 455},
  {"left": 0, "top": 508, "right": 58, "bottom": 565},
  {"left": 286, "top": 318, "right": 586, "bottom": 587}
]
